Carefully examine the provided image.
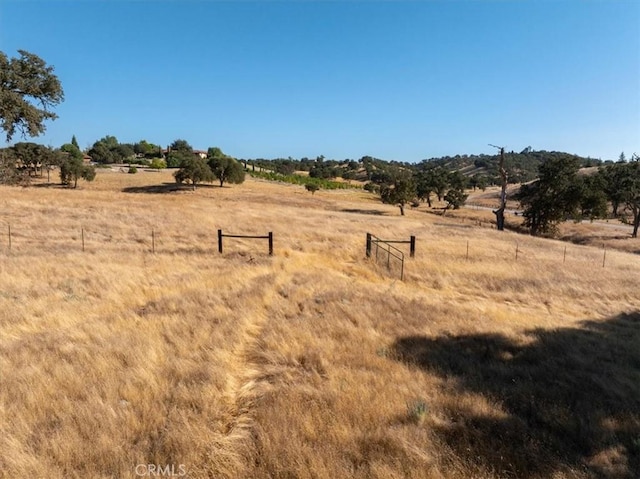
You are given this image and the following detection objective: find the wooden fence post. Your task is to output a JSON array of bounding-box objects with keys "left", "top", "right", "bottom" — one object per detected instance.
[
  {"left": 81, "top": 227, "right": 85, "bottom": 252},
  {"left": 410, "top": 235, "right": 416, "bottom": 258},
  {"left": 152, "top": 229, "right": 155, "bottom": 253},
  {"left": 268, "top": 232, "right": 273, "bottom": 256},
  {"left": 366, "top": 233, "right": 372, "bottom": 258},
  {"left": 218, "top": 229, "right": 223, "bottom": 254},
  {"left": 8, "top": 224, "right": 11, "bottom": 251}
]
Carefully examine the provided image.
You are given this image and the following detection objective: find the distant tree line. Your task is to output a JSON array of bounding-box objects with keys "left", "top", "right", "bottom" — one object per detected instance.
[
  {"left": 516, "top": 153, "right": 640, "bottom": 238},
  {"left": 173, "top": 143, "right": 245, "bottom": 190},
  {"left": 0, "top": 138, "right": 95, "bottom": 188}
]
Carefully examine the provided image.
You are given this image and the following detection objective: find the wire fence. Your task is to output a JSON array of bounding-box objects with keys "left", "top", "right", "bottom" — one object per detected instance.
[
  {"left": 366, "top": 233, "right": 406, "bottom": 280},
  {"left": 0, "top": 222, "right": 635, "bottom": 273}
]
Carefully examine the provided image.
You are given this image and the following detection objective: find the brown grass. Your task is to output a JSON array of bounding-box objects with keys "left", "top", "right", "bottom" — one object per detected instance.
[{"left": 1, "top": 170, "right": 639, "bottom": 478}]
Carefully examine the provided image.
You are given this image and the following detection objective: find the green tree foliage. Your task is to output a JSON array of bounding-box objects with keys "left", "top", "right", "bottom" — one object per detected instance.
[
  {"left": 88, "top": 140, "right": 115, "bottom": 164},
  {"left": 71, "top": 135, "right": 79, "bottom": 149},
  {"left": 249, "top": 170, "right": 357, "bottom": 190},
  {"left": 133, "top": 140, "right": 160, "bottom": 158},
  {"left": 305, "top": 183, "right": 320, "bottom": 195},
  {"left": 207, "top": 147, "right": 245, "bottom": 187},
  {"left": 309, "top": 157, "right": 341, "bottom": 179},
  {"left": 0, "top": 50, "right": 64, "bottom": 142},
  {"left": 578, "top": 174, "right": 608, "bottom": 222},
  {"left": 600, "top": 161, "right": 629, "bottom": 217},
  {"left": 380, "top": 169, "right": 416, "bottom": 216},
  {"left": 149, "top": 158, "right": 166, "bottom": 170},
  {"left": 115, "top": 143, "right": 135, "bottom": 162},
  {"left": 0, "top": 147, "right": 29, "bottom": 185},
  {"left": 444, "top": 171, "right": 469, "bottom": 210},
  {"left": 166, "top": 139, "right": 194, "bottom": 168},
  {"left": 515, "top": 156, "right": 583, "bottom": 236},
  {"left": 415, "top": 166, "right": 449, "bottom": 207},
  {"left": 60, "top": 142, "right": 83, "bottom": 161},
  {"left": 59, "top": 148, "right": 95, "bottom": 188},
  {"left": 12, "top": 144, "right": 62, "bottom": 182},
  {"left": 174, "top": 156, "right": 213, "bottom": 190},
  {"left": 621, "top": 157, "right": 640, "bottom": 238},
  {"left": 12, "top": 142, "right": 48, "bottom": 177},
  {"left": 170, "top": 139, "right": 192, "bottom": 152},
  {"left": 88, "top": 135, "right": 134, "bottom": 164},
  {"left": 602, "top": 156, "right": 640, "bottom": 237}
]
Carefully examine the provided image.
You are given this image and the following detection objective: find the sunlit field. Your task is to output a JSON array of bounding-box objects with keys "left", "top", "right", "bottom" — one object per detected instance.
[{"left": 1, "top": 169, "right": 639, "bottom": 479}]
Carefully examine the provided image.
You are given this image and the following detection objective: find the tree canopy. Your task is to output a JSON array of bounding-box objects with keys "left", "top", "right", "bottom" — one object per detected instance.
[
  {"left": 515, "top": 156, "right": 583, "bottom": 236},
  {"left": 58, "top": 143, "right": 95, "bottom": 188},
  {"left": 174, "top": 156, "right": 213, "bottom": 190},
  {"left": 207, "top": 147, "right": 245, "bottom": 187},
  {"left": 379, "top": 169, "right": 416, "bottom": 216},
  {"left": 166, "top": 139, "right": 194, "bottom": 168},
  {"left": 88, "top": 136, "right": 135, "bottom": 164},
  {"left": 0, "top": 50, "right": 64, "bottom": 142}
]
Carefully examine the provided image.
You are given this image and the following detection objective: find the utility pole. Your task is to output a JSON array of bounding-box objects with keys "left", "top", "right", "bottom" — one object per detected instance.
[{"left": 489, "top": 144, "right": 507, "bottom": 231}]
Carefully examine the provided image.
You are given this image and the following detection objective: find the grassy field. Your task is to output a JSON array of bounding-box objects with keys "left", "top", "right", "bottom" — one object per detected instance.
[{"left": 1, "top": 170, "right": 639, "bottom": 479}]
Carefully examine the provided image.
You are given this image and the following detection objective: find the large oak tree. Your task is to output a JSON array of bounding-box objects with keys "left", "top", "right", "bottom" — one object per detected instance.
[{"left": 0, "top": 50, "right": 64, "bottom": 142}]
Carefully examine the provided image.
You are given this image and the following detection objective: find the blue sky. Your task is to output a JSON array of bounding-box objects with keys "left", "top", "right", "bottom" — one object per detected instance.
[{"left": 1, "top": 0, "right": 638, "bottom": 162}]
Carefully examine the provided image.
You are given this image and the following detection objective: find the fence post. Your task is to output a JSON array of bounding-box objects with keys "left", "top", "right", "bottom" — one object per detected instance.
[
  {"left": 218, "top": 229, "right": 223, "bottom": 254},
  {"left": 8, "top": 224, "right": 11, "bottom": 251},
  {"left": 410, "top": 235, "right": 416, "bottom": 258},
  {"left": 602, "top": 246, "right": 606, "bottom": 268},
  {"left": 366, "top": 233, "right": 372, "bottom": 258},
  {"left": 515, "top": 243, "right": 519, "bottom": 261},
  {"left": 268, "top": 232, "right": 273, "bottom": 256},
  {"left": 152, "top": 229, "right": 155, "bottom": 253},
  {"left": 81, "top": 227, "right": 85, "bottom": 252},
  {"left": 563, "top": 246, "right": 567, "bottom": 264}
]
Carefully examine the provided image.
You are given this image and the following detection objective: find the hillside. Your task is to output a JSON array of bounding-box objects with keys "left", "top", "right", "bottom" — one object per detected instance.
[
  {"left": 1, "top": 170, "right": 639, "bottom": 479},
  {"left": 419, "top": 149, "right": 602, "bottom": 184}
]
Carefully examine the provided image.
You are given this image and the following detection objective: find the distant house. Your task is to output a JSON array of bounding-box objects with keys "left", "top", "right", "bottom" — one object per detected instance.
[{"left": 83, "top": 154, "right": 93, "bottom": 164}]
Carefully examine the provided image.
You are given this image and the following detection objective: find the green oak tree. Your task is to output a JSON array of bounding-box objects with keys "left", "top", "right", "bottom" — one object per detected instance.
[
  {"left": 174, "top": 156, "right": 213, "bottom": 190},
  {"left": 207, "top": 147, "right": 245, "bottom": 187},
  {"left": 59, "top": 143, "right": 95, "bottom": 188},
  {"left": 0, "top": 50, "right": 64, "bottom": 142},
  {"left": 380, "top": 169, "right": 416, "bottom": 216},
  {"left": 515, "top": 156, "right": 583, "bottom": 236}
]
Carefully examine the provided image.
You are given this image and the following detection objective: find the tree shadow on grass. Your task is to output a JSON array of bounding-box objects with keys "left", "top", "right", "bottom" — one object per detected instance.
[
  {"left": 32, "top": 183, "right": 66, "bottom": 189},
  {"left": 391, "top": 312, "right": 640, "bottom": 478},
  {"left": 340, "top": 208, "right": 388, "bottom": 216},
  {"left": 122, "top": 183, "right": 219, "bottom": 194}
]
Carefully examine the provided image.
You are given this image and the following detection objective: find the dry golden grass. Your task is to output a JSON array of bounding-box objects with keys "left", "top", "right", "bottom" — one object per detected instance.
[{"left": 1, "top": 169, "right": 639, "bottom": 478}]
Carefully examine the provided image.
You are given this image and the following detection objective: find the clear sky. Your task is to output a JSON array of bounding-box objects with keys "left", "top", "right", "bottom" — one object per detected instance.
[{"left": 1, "top": 0, "right": 638, "bottom": 162}]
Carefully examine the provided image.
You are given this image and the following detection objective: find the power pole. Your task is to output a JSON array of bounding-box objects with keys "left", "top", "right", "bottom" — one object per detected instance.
[{"left": 489, "top": 144, "right": 507, "bottom": 231}]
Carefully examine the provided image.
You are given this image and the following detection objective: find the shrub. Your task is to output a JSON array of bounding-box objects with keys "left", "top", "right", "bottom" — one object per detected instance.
[
  {"left": 149, "top": 159, "right": 166, "bottom": 170},
  {"left": 364, "top": 182, "right": 379, "bottom": 193},
  {"left": 305, "top": 184, "right": 320, "bottom": 195},
  {"left": 248, "top": 170, "right": 360, "bottom": 191},
  {"left": 128, "top": 166, "right": 137, "bottom": 174}
]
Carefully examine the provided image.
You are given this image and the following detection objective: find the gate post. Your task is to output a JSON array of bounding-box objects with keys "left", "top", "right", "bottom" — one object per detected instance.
[
  {"left": 218, "top": 229, "right": 223, "bottom": 254},
  {"left": 366, "top": 233, "right": 372, "bottom": 258}
]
